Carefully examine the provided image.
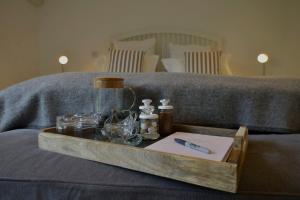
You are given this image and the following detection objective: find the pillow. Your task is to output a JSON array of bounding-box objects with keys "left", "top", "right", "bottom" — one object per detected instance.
[
  {"left": 161, "top": 58, "right": 185, "bottom": 73},
  {"left": 97, "top": 53, "right": 110, "bottom": 71},
  {"left": 184, "top": 51, "right": 222, "bottom": 74},
  {"left": 108, "top": 49, "right": 145, "bottom": 73},
  {"left": 142, "top": 55, "right": 159, "bottom": 72},
  {"left": 169, "top": 43, "right": 211, "bottom": 62},
  {"left": 113, "top": 38, "right": 156, "bottom": 54},
  {"left": 99, "top": 52, "right": 159, "bottom": 72}
]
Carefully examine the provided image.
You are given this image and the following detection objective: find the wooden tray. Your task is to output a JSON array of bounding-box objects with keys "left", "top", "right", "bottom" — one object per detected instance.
[{"left": 38, "top": 124, "right": 248, "bottom": 193}]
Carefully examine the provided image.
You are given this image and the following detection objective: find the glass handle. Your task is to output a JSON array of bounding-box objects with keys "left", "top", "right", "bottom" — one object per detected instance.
[{"left": 124, "top": 86, "right": 136, "bottom": 111}]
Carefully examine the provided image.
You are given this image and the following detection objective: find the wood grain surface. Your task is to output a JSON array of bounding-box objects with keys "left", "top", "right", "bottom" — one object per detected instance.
[{"left": 39, "top": 125, "right": 248, "bottom": 193}]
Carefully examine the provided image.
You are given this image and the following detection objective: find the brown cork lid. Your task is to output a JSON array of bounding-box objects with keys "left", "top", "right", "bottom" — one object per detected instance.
[{"left": 94, "top": 77, "right": 124, "bottom": 88}]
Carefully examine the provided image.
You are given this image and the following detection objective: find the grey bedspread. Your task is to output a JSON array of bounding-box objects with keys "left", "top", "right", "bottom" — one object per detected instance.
[
  {"left": 0, "top": 72, "right": 299, "bottom": 133},
  {"left": 0, "top": 73, "right": 300, "bottom": 199},
  {"left": 0, "top": 129, "right": 299, "bottom": 200}
]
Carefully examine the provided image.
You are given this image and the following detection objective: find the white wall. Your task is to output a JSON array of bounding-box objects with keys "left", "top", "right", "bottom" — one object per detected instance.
[
  {"left": 38, "top": 0, "right": 299, "bottom": 77},
  {"left": 0, "top": 0, "right": 299, "bottom": 90},
  {"left": 280, "top": 0, "right": 300, "bottom": 76},
  {"left": 0, "top": 0, "right": 40, "bottom": 89}
]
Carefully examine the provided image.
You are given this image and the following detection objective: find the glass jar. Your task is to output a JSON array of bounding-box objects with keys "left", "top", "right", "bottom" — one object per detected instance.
[
  {"left": 158, "top": 99, "right": 174, "bottom": 137},
  {"left": 139, "top": 99, "right": 160, "bottom": 140},
  {"left": 140, "top": 114, "right": 159, "bottom": 140}
]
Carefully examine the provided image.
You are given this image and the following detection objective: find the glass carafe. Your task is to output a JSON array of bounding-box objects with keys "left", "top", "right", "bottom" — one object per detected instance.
[{"left": 94, "top": 77, "right": 136, "bottom": 126}]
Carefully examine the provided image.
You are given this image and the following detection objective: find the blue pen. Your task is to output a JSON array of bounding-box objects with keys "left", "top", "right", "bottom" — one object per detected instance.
[{"left": 174, "top": 138, "right": 212, "bottom": 154}]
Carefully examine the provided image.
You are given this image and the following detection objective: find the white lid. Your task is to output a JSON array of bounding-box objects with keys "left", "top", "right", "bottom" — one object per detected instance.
[
  {"left": 139, "top": 99, "right": 154, "bottom": 110},
  {"left": 139, "top": 113, "right": 158, "bottom": 119},
  {"left": 158, "top": 99, "right": 174, "bottom": 109},
  {"left": 139, "top": 105, "right": 154, "bottom": 110}
]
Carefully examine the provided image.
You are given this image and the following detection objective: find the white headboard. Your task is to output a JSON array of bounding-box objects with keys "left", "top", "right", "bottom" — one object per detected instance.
[
  {"left": 119, "top": 32, "right": 220, "bottom": 59},
  {"left": 112, "top": 31, "right": 224, "bottom": 72}
]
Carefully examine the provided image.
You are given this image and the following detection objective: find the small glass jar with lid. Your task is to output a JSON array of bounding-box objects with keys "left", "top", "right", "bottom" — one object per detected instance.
[
  {"left": 158, "top": 99, "right": 174, "bottom": 137},
  {"left": 139, "top": 99, "right": 160, "bottom": 140}
]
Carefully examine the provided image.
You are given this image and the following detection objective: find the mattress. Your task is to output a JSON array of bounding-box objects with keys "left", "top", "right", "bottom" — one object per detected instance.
[{"left": 0, "top": 129, "right": 299, "bottom": 200}]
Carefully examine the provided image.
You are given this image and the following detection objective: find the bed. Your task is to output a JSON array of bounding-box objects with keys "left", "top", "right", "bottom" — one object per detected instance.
[
  {"left": 0, "top": 72, "right": 300, "bottom": 200},
  {"left": 0, "top": 31, "right": 300, "bottom": 199}
]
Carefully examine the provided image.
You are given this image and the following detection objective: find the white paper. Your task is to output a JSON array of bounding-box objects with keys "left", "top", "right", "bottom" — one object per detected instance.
[{"left": 145, "top": 132, "right": 234, "bottom": 161}]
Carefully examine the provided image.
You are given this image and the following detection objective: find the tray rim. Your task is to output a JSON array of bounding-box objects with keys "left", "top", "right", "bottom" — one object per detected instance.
[{"left": 39, "top": 124, "right": 248, "bottom": 193}]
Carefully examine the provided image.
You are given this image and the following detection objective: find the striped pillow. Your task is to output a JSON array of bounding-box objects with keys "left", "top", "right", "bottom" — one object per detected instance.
[
  {"left": 184, "top": 51, "right": 222, "bottom": 74},
  {"left": 108, "top": 49, "right": 145, "bottom": 73}
]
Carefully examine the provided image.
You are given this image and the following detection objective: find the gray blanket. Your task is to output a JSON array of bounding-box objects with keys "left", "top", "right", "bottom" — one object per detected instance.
[{"left": 0, "top": 72, "right": 299, "bottom": 133}]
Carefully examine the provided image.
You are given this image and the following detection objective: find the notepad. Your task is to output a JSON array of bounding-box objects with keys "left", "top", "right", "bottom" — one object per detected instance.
[{"left": 145, "top": 132, "right": 234, "bottom": 161}]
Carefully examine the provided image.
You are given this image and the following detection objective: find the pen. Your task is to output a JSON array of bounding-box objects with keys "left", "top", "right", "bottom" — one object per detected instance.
[{"left": 174, "top": 138, "right": 212, "bottom": 154}]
